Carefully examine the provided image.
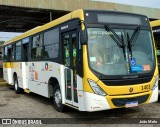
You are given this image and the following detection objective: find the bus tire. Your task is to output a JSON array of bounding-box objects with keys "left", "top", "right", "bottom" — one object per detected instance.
[
  {"left": 14, "top": 76, "right": 22, "bottom": 94},
  {"left": 53, "top": 84, "right": 65, "bottom": 112}
]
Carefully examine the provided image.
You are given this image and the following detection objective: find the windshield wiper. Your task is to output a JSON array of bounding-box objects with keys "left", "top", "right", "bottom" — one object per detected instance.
[
  {"left": 104, "top": 25, "right": 126, "bottom": 60},
  {"left": 127, "top": 26, "right": 140, "bottom": 58},
  {"left": 129, "top": 26, "right": 140, "bottom": 46},
  {"left": 127, "top": 33, "right": 132, "bottom": 58},
  {"left": 104, "top": 25, "right": 125, "bottom": 48}
]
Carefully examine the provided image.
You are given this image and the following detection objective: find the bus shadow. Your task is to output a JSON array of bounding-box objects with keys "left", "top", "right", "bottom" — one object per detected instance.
[
  {"left": 23, "top": 91, "right": 141, "bottom": 118},
  {"left": 67, "top": 107, "right": 140, "bottom": 118},
  {"left": 23, "top": 91, "right": 54, "bottom": 105},
  {"left": 61, "top": 107, "right": 143, "bottom": 124},
  {"left": 10, "top": 86, "right": 151, "bottom": 123}
]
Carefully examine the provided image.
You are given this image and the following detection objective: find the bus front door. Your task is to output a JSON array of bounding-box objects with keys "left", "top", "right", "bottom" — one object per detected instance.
[{"left": 63, "top": 32, "right": 78, "bottom": 107}]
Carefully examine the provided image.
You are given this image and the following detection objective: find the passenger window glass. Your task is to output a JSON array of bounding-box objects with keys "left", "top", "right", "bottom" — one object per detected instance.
[
  {"left": 7, "top": 45, "right": 12, "bottom": 61},
  {"left": 15, "top": 41, "right": 21, "bottom": 60},
  {"left": 31, "top": 34, "right": 43, "bottom": 59},
  {"left": 12, "top": 44, "right": 15, "bottom": 60},
  {"left": 44, "top": 28, "right": 59, "bottom": 59},
  {"left": 63, "top": 35, "right": 70, "bottom": 66},
  {"left": 3, "top": 47, "right": 7, "bottom": 61}
]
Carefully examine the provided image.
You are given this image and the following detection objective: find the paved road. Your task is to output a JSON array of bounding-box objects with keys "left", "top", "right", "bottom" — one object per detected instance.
[{"left": 0, "top": 85, "right": 160, "bottom": 127}]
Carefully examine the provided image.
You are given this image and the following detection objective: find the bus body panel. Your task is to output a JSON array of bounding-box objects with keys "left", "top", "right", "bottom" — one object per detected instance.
[
  {"left": 22, "top": 62, "right": 29, "bottom": 89},
  {"left": 151, "top": 20, "right": 160, "bottom": 27},
  {"left": 28, "top": 62, "right": 62, "bottom": 98},
  {"left": 151, "top": 19, "right": 160, "bottom": 92},
  {"left": 77, "top": 75, "right": 85, "bottom": 111},
  {"left": 13, "top": 62, "right": 23, "bottom": 88},
  {"left": 97, "top": 75, "right": 157, "bottom": 96},
  {"left": 83, "top": 88, "right": 158, "bottom": 112},
  {"left": 83, "top": 92, "right": 111, "bottom": 111},
  {"left": 148, "top": 86, "right": 158, "bottom": 103},
  {"left": 3, "top": 62, "right": 12, "bottom": 84}
]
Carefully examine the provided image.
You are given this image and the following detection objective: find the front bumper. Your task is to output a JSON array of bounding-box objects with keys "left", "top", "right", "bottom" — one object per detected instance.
[{"left": 83, "top": 87, "right": 158, "bottom": 111}]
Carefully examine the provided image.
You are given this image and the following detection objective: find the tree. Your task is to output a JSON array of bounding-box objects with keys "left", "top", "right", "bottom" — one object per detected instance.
[
  {"left": 0, "top": 41, "right": 4, "bottom": 46},
  {"left": 0, "top": 41, "right": 4, "bottom": 60}
]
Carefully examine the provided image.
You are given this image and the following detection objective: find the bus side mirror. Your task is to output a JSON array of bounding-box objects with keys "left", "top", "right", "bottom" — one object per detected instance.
[{"left": 80, "top": 30, "right": 87, "bottom": 45}]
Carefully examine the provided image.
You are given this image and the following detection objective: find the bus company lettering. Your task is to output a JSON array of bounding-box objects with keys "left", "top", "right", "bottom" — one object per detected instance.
[
  {"left": 122, "top": 75, "right": 138, "bottom": 79},
  {"left": 88, "top": 30, "right": 123, "bottom": 36},
  {"left": 61, "top": 25, "right": 68, "bottom": 30}
]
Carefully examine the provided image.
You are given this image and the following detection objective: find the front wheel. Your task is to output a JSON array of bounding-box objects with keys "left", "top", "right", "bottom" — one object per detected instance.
[{"left": 53, "top": 85, "right": 65, "bottom": 112}]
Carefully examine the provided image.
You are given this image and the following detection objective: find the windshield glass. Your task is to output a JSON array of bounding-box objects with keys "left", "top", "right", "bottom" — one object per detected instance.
[{"left": 87, "top": 28, "right": 154, "bottom": 75}]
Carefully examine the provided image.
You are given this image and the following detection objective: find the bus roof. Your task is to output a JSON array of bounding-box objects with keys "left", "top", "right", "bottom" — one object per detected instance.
[
  {"left": 4, "top": 9, "right": 84, "bottom": 46},
  {"left": 4, "top": 9, "right": 149, "bottom": 46},
  {"left": 151, "top": 20, "right": 160, "bottom": 27}
]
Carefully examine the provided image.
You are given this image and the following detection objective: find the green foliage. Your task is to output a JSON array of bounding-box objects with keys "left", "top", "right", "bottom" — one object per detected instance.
[{"left": 0, "top": 41, "right": 4, "bottom": 46}]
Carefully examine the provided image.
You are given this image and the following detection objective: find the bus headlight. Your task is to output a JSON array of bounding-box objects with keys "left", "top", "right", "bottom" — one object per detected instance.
[
  {"left": 88, "top": 79, "right": 107, "bottom": 96},
  {"left": 151, "top": 75, "right": 159, "bottom": 90}
]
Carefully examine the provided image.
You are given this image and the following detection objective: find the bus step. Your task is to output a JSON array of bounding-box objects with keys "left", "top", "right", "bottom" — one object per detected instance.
[{"left": 24, "top": 89, "right": 30, "bottom": 93}]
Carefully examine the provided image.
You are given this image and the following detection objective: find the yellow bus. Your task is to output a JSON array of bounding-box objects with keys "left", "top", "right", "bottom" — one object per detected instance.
[
  {"left": 3, "top": 9, "right": 158, "bottom": 112},
  {"left": 151, "top": 20, "right": 160, "bottom": 72},
  {"left": 151, "top": 20, "right": 160, "bottom": 100}
]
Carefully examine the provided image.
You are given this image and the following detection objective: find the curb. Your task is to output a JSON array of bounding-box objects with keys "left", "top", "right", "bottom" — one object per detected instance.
[{"left": 0, "top": 82, "right": 7, "bottom": 87}]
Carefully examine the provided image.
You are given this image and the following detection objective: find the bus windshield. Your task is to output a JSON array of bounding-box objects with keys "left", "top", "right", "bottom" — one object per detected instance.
[{"left": 87, "top": 27, "right": 154, "bottom": 76}]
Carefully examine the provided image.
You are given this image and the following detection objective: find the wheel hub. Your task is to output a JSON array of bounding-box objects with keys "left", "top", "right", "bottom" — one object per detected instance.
[
  {"left": 15, "top": 81, "right": 18, "bottom": 90},
  {"left": 55, "top": 89, "right": 62, "bottom": 107}
]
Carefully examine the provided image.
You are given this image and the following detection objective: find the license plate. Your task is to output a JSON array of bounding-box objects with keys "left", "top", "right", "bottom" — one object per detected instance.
[{"left": 126, "top": 101, "right": 138, "bottom": 108}]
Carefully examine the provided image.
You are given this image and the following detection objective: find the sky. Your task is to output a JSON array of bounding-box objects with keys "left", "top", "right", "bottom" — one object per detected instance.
[
  {"left": 0, "top": 0, "right": 160, "bottom": 42},
  {"left": 92, "top": 0, "right": 160, "bottom": 9},
  {"left": 0, "top": 32, "right": 22, "bottom": 42}
]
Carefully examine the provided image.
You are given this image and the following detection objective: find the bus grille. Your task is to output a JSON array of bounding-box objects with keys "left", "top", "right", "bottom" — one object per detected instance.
[{"left": 111, "top": 94, "right": 150, "bottom": 107}]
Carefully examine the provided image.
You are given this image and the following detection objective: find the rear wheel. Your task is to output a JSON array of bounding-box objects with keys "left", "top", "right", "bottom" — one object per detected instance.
[
  {"left": 14, "top": 76, "right": 22, "bottom": 94},
  {"left": 53, "top": 85, "right": 65, "bottom": 112}
]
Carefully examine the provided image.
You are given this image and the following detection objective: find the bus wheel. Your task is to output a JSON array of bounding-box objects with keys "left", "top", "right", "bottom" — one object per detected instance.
[
  {"left": 14, "top": 77, "right": 22, "bottom": 94},
  {"left": 53, "top": 85, "right": 65, "bottom": 112}
]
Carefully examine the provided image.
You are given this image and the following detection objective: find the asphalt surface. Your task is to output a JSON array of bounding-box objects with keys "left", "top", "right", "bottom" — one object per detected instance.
[{"left": 0, "top": 85, "right": 160, "bottom": 127}]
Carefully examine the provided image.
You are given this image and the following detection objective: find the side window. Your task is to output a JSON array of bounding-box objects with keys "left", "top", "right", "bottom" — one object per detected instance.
[
  {"left": 63, "top": 35, "right": 70, "bottom": 66},
  {"left": 12, "top": 44, "right": 15, "bottom": 61},
  {"left": 31, "top": 34, "right": 43, "bottom": 59},
  {"left": 3, "top": 46, "right": 7, "bottom": 61},
  {"left": 15, "top": 41, "right": 22, "bottom": 61},
  {"left": 43, "top": 28, "right": 59, "bottom": 59},
  {"left": 7, "top": 45, "right": 12, "bottom": 61}
]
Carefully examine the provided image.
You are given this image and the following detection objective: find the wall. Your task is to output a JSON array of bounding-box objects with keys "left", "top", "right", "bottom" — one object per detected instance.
[{"left": 0, "top": 0, "right": 160, "bottom": 19}]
